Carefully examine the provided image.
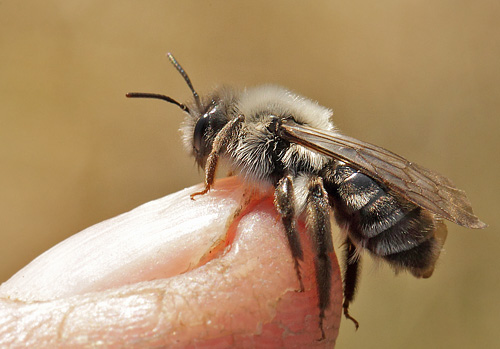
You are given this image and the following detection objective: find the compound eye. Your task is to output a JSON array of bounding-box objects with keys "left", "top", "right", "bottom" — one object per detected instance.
[{"left": 193, "top": 115, "right": 209, "bottom": 154}]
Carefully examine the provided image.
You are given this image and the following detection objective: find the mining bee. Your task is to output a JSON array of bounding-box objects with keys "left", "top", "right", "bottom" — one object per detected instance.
[{"left": 127, "top": 53, "right": 486, "bottom": 339}]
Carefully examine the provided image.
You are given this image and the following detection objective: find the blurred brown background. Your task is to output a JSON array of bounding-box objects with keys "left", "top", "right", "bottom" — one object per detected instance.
[{"left": 1, "top": 1, "right": 498, "bottom": 347}]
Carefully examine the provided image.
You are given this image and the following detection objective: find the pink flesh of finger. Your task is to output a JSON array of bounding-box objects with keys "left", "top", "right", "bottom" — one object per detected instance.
[{"left": 0, "top": 177, "right": 342, "bottom": 346}]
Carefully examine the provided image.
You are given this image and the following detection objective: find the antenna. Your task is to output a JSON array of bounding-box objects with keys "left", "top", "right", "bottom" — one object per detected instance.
[
  {"left": 166, "top": 52, "right": 202, "bottom": 111},
  {"left": 126, "top": 52, "right": 202, "bottom": 113},
  {"left": 125, "top": 92, "right": 189, "bottom": 113}
]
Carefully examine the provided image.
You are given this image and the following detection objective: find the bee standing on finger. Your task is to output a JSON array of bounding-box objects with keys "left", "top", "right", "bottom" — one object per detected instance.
[{"left": 127, "top": 53, "right": 486, "bottom": 340}]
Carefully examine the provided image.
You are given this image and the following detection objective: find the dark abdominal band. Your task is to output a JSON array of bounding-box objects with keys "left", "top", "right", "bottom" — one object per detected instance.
[{"left": 322, "top": 162, "right": 439, "bottom": 274}]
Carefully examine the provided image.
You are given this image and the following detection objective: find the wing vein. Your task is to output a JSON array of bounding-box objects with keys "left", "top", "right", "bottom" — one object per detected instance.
[{"left": 281, "top": 122, "right": 486, "bottom": 229}]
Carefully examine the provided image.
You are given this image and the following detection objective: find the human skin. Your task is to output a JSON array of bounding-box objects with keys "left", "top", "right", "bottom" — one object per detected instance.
[{"left": 0, "top": 177, "right": 342, "bottom": 347}]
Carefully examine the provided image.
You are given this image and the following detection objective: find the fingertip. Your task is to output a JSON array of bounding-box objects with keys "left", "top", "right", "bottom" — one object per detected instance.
[{"left": 0, "top": 178, "right": 342, "bottom": 346}]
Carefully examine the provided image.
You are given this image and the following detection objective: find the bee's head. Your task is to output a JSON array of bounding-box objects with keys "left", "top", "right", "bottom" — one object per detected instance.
[
  {"left": 127, "top": 53, "right": 235, "bottom": 168},
  {"left": 181, "top": 88, "right": 238, "bottom": 168}
]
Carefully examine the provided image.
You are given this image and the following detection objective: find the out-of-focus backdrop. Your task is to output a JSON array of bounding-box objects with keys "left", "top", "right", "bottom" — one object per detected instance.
[{"left": 1, "top": 1, "right": 498, "bottom": 348}]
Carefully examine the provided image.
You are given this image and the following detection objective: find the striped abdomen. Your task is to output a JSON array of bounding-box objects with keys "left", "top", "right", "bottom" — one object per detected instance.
[{"left": 322, "top": 162, "right": 447, "bottom": 278}]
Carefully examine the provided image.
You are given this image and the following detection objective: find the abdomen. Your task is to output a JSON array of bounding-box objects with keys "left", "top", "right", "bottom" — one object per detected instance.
[{"left": 321, "top": 162, "right": 447, "bottom": 278}]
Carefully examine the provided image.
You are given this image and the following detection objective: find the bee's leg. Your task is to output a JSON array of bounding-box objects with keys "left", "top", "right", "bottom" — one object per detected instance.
[
  {"left": 342, "top": 237, "right": 360, "bottom": 329},
  {"left": 304, "top": 176, "right": 334, "bottom": 340},
  {"left": 191, "top": 115, "right": 244, "bottom": 199},
  {"left": 274, "top": 175, "right": 304, "bottom": 292}
]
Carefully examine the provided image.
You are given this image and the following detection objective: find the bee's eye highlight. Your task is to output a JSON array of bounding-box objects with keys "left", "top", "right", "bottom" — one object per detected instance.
[{"left": 193, "top": 115, "right": 209, "bottom": 154}]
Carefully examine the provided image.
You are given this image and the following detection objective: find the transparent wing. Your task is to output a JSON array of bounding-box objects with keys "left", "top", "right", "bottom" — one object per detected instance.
[{"left": 281, "top": 122, "right": 486, "bottom": 229}]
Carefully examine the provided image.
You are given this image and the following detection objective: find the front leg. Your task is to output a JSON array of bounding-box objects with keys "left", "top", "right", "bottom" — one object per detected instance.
[{"left": 191, "top": 115, "right": 244, "bottom": 200}]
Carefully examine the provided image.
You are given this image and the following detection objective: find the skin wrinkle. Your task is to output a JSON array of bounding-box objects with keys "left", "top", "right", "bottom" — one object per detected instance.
[
  {"left": 56, "top": 303, "right": 75, "bottom": 342},
  {"left": 165, "top": 209, "right": 291, "bottom": 342}
]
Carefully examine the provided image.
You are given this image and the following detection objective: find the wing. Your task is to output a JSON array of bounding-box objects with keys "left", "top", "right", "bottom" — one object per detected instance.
[{"left": 281, "top": 121, "right": 486, "bottom": 229}]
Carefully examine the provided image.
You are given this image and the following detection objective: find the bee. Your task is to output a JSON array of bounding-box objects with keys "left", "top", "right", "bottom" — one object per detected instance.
[{"left": 127, "top": 53, "right": 486, "bottom": 339}]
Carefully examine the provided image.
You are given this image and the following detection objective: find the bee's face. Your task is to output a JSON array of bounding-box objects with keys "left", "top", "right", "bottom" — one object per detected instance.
[
  {"left": 191, "top": 104, "right": 221, "bottom": 167},
  {"left": 182, "top": 89, "right": 239, "bottom": 169}
]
